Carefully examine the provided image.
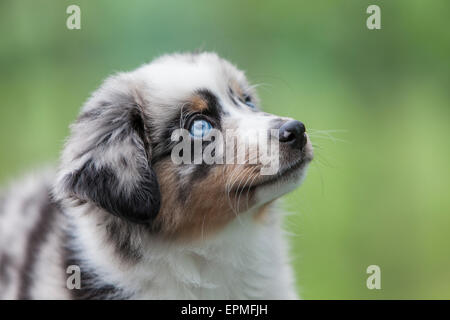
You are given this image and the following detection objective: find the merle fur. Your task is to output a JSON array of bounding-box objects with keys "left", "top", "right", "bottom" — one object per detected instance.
[
  {"left": 18, "top": 189, "right": 58, "bottom": 299},
  {"left": 64, "top": 100, "right": 161, "bottom": 225}
]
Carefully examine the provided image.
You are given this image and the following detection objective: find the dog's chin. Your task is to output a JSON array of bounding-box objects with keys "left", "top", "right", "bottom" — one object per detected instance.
[{"left": 252, "top": 150, "right": 313, "bottom": 207}]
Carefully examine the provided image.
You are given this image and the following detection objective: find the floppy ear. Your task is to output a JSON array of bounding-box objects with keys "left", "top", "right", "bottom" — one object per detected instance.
[{"left": 55, "top": 75, "right": 160, "bottom": 224}]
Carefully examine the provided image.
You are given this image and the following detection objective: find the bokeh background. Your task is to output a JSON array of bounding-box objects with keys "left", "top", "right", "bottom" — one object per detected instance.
[{"left": 1, "top": 0, "right": 449, "bottom": 299}]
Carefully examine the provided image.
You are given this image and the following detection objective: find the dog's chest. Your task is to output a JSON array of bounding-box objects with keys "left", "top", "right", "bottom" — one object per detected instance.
[
  {"left": 113, "top": 222, "right": 284, "bottom": 299},
  {"left": 130, "top": 248, "right": 276, "bottom": 299}
]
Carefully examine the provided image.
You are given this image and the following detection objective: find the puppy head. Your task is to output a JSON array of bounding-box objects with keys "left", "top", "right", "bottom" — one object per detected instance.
[{"left": 56, "top": 52, "right": 313, "bottom": 240}]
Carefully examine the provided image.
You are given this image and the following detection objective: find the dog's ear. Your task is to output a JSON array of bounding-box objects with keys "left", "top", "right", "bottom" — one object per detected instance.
[{"left": 55, "top": 75, "right": 160, "bottom": 224}]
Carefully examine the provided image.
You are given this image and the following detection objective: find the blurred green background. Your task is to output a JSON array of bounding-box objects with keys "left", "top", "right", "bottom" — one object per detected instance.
[{"left": 1, "top": 0, "right": 449, "bottom": 299}]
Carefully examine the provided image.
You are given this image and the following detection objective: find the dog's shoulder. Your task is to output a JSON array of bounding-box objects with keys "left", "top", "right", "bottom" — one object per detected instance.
[{"left": 0, "top": 168, "right": 67, "bottom": 299}]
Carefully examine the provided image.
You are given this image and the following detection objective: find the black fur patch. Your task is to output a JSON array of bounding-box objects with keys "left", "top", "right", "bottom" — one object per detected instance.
[
  {"left": 65, "top": 158, "right": 160, "bottom": 224},
  {"left": 196, "top": 89, "right": 223, "bottom": 122},
  {"left": 190, "top": 163, "right": 212, "bottom": 184},
  {"left": 152, "top": 114, "right": 181, "bottom": 164},
  {"left": 17, "top": 189, "right": 58, "bottom": 299},
  {"left": 227, "top": 86, "right": 241, "bottom": 108},
  {"left": 129, "top": 105, "right": 152, "bottom": 159},
  {"left": 105, "top": 219, "right": 143, "bottom": 261},
  {"left": 0, "top": 253, "right": 11, "bottom": 286}
]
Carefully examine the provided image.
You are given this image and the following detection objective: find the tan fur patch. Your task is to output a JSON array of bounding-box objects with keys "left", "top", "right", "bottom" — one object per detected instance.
[
  {"left": 189, "top": 95, "right": 209, "bottom": 112},
  {"left": 230, "top": 80, "right": 244, "bottom": 100},
  {"left": 154, "top": 159, "right": 262, "bottom": 241}
]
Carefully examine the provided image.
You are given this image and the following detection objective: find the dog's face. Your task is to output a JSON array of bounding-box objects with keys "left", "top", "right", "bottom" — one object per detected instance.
[{"left": 56, "top": 52, "right": 313, "bottom": 240}]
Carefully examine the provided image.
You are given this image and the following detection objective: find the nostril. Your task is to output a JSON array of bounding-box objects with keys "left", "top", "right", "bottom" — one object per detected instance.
[
  {"left": 280, "top": 129, "right": 295, "bottom": 142},
  {"left": 279, "top": 120, "right": 307, "bottom": 148}
]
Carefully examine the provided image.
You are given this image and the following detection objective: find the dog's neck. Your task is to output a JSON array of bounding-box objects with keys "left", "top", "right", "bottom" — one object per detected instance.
[{"left": 64, "top": 201, "right": 297, "bottom": 299}]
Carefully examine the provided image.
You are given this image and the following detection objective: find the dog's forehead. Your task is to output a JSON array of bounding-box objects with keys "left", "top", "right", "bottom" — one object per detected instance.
[{"left": 137, "top": 53, "right": 248, "bottom": 103}]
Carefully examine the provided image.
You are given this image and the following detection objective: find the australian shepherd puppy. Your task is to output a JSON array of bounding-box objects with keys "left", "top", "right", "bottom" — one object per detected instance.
[{"left": 0, "top": 52, "right": 313, "bottom": 299}]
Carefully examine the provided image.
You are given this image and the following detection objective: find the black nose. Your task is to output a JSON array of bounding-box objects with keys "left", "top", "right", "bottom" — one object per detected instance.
[{"left": 279, "top": 120, "right": 307, "bottom": 149}]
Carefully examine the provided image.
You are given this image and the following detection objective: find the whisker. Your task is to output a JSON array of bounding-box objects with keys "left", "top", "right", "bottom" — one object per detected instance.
[
  {"left": 245, "top": 169, "right": 261, "bottom": 211},
  {"left": 308, "top": 128, "right": 349, "bottom": 144},
  {"left": 236, "top": 166, "right": 259, "bottom": 213}
]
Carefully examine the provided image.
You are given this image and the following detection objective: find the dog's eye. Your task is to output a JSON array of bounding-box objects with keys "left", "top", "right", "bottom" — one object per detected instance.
[
  {"left": 189, "top": 119, "right": 212, "bottom": 138},
  {"left": 244, "top": 95, "right": 256, "bottom": 109}
]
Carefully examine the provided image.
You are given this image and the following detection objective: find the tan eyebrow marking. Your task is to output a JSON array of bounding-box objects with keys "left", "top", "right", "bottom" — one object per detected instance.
[
  {"left": 229, "top": 80, "right": 244, "bottom": 99},
  {"left": 189, "top": 95, "right": 209, "bottom": 112}
]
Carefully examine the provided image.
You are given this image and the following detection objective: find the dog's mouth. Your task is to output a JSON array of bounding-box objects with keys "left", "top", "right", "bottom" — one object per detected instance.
[
  {"left": 231, "top": 149, "right": 313, "bottom": 194},
  {"left": 251, "top": 157, "right": 306, "bottom": 189}
]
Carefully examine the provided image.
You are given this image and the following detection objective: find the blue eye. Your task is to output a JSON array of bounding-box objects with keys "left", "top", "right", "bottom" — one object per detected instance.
[
  {"left": 245, "top": 101, "right": 256, "bottom": 109},
  {"left": 244, "top": 96, "right": 256, "bottom": 109},
  {"left": 189, "top": 119, "right": 212, "bottom": 138}
]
